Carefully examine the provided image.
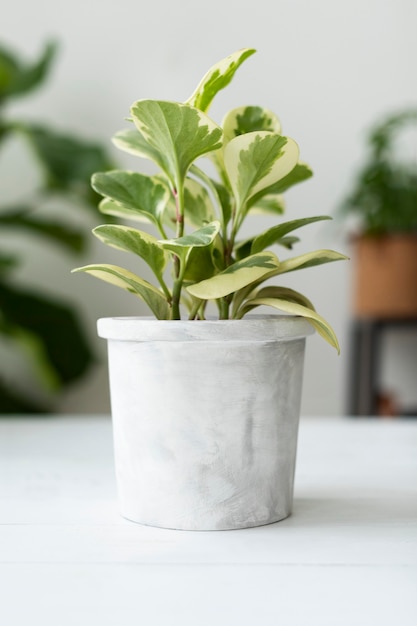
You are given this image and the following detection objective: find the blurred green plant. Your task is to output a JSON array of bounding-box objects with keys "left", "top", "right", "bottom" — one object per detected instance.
[
  {"left": 339, "top": 108, "right": 417, "bottom": 234},
  {"left": 0, "top": 41, "right": 113, "bottom": 413}
]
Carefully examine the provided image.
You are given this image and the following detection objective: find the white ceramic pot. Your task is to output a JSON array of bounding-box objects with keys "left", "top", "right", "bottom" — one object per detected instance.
[{"left": 98, "top": 315, "right": 314, "bottom": 530}]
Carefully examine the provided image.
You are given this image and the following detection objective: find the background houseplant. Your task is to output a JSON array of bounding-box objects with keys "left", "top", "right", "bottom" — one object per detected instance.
[
  {"left": 339, "top": 108, "right": 417, "bottom": 318},
  {"left": 0, "top": 41, "right": 113, "bottom": 413},
  {"left": 74, "top": 48, "right": 346, "bottom": 530}
]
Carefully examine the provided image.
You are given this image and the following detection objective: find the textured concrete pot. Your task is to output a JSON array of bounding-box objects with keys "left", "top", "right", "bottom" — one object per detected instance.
[{"left": 98, "top": 315, "right": 314, "bottom": 530}]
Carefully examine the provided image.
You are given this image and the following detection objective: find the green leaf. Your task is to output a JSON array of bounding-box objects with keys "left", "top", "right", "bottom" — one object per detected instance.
[
  {"left": 241, "top": 286, "right": 316, "bottom": 310},
  {"left": 183, "top": 242, "right": 223, "bottom": 282},
  {"left": 112, "top": 127, "right": 162, "bottom": 164},
  {"left": 18, "top": 123, "right": 113, "bottom": 206},
  {"left": 248, "top": 194, "right": 285, "bottom": 216},
  {"left": 163, "top": 176, "right": 217, "bottom": 229},
  {"left": 190, "top": 164, "right": 233, "bottom": 227},
  {"left": 236, "top": 296, "right": 340, "bottom": 353},
  {"left": 0, "top": 253, "right": 19, "bottom": 273},
  {"left": 72, "top": 264, "right": 169, "bottom": 319},
  {"left": 235, "top": 233, "right": 301, "bottom": 261},
  {"left": 186, "top": 48, "right": 256, "bottom": 113},
  {"left": 186, "top": 251, "right": 280, "bottom": 300},
  {"left": 273, "top": 249, "right": 349, "bottom": 275},
  {"left": 0, "top": 377, "right": 48, "bottom": 414},
  {"left": 231, "top": 249, "right": 348, "bottom": 316},
  {"left": 0, "top": 208, "right": 85, "bottom": 252},
  {"left": 92, "top": 225, "right": 169, "bottom": 286},
  {"left": 160, "top": 221, "right": 221, "bottom": 265},
  {"left": 224, "top": 131, "right": 299, "bottom": 210},
  {"left": 251, "top": 216, "right": 332, "bottom": 254},
  {"left": 130, "top": 100, "right": 222, "bottom": 187},
  {"left": 183, "top": 177, "right": 216, "bottom": 228},
  {"left": 248, "top": 161, "right": 313, "bottom": 207},
  {"left": 274, "top": 236, "right": 300, "bottom": 249},
  {"left": 223, "top": 105, "right": 281, "bottom": 143},
  {"left": 98, "top": 197, "right": 152, "bottom": 224},
  {"left": 92, "top": 170, "right": 169, "bottom": 229},
  {"left": 0, "top": 41, "right": 57, "bottom": 101},
  {"left": 0, "top": 281, "right": 94, "bottom": 386}
]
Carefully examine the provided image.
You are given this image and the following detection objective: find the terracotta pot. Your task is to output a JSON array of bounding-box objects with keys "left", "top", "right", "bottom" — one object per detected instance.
[
  {"left": 97, "top": 315, "right": 314, "bottom": 530},
  {"left": 352, "top": 234, "right": 417, "bottom": 318}
]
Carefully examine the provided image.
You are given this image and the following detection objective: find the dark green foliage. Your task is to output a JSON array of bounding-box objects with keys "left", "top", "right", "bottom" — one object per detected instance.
[
  {"left": 340, "top": 109, "right": 417, "bottom": 234},
  {"left": 0, "top": 41, "right": 113, "bottom": 414}
]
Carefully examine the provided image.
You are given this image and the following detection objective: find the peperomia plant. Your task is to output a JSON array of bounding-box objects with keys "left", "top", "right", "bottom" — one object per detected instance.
[{"left": 73, "top": 48, "right": 346, "bottom": 351}]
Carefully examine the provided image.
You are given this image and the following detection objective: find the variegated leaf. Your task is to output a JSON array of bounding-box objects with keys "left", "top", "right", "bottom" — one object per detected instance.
[
  {"left": 186, "top": 48, "right": 256, "bottom": 113},
  {"left": 92, "top": 171, "right": 169, "bottom": 228},
  {"left": 160, "top": 221, "right": 221, "bottom": 264},
  {"left": 250, "top": 216, "right": 331, "bottom": 255},
  {"left": 189, "top": 164, "right": 233, "bottom": 226},
  {"left": 222, "top": 106, "right": 281, "bottom": 143},
  {"left": 240, "top": 286, "right": 316, "bottom": 311},
  {"left": 224, "top": 131, "right": 299, "bottom": 210},
  {"left": 248, "top": 194, "right": 285, "bottom": 216},
  {"left": 92, "top": 225, "right": 168, "bottom": 286},
  {"left": 130, "top": 100, "right": 222, "bottom": 187},
  {"left": 72, "top": 264, "right": 169, "bottom": 319},
  {"left": 112, "top": 127, "right": 162, "bottom": 165},
  {"left": 183, "top": 241, "right": 223, "bottom": 282},
  {"left": 186, "top": 251, "right": 280, "bottom": 300},
  {"left": 184, "top": 177, "right": 216, "bottom": 228},
  {"left": 98, "top": 198, "right": 154, "bottom": 226},
  {"left": 231, "top": 249, "right": 348, "bottom": 316},
  {"left": 248, "top": 161, "right": 313, "bottom": 208},
  {"left": 273, "top": 249, "right": 349, "bottom": 275},
  {"left": 236, "top": 296, "right": 340, "bottom": 353},
  {"left": 235, "top": 233, "right": 301, "bottom": 261}
]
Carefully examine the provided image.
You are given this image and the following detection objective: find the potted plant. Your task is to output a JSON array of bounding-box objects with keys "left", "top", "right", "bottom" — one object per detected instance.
[
  {"left": 339, "top": 108, "right": 417, "bottom": 318},
  {"left": 73, "top": 48, "right": 346, "bottom": 530}
]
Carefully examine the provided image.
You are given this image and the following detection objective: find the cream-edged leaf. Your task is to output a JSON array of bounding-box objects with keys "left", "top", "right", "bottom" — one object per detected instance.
[
  {"left": 273, "top": 249, "right": 349, "bottom": 275},
  {"left": 112, "top": 127, "right": 162, "bottom": 165},
  {"left": 224, "top": 131, "right": 299, "bottom": 210},
  {"left": 237, "top": 296, "right": 340, "bottom": 353},
  {"left": 223, "top": 105, "right": 281, "bottom": 143},
  {"left": 251, "top": 216, "right": 331, "bottom": 254},
  {"left": 160, "top": 221, "right": 221, "bottom": 261},
  {"left": 92, "top": 171, "right": 169, "bottom": 227},
  {"left": 186, "top": 48, "right": 256, "bottom": 113},
  {"left": 186, "top": 251, "right": 280, "bottom": 300},
  {"left": 184, "top": 177, "right": 216, "bottom": 228},
  {"left": 248, "top": 194, "right": 285, "bottom": 216},
  {"left": 241, "top": 286, "right": 316, "bottom": 310},
  {"left": 99, "top": 198, "right": 154, "bottom": 225},
  {"left": 72, "top": 264, "right": 169, "bottom": 319},
  {"left": 248, "top": 161, "right": 313, "bottom": 207},
  {"left": 230, "top": 249, "right": 348, "bottom": 316},
  {"left": 92, "top": 225, "right": 168, "bottom": 283},
  {"left": 130, "top": 100, "right": 222, "bottom": 186}
]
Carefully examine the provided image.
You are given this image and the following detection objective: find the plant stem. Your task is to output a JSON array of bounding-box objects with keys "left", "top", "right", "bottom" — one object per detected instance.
[
  {"left": 170, "top": 254, "right": 182, "bottom": 319},
  {"left": 173, "top": 185, "right": 185, "bottom": 239},
  {"left": 169, "top": 180, "right": 186, "bottom": 319},
  {"left": 218, "top": 297, "right": 230, "bottom": 320}
]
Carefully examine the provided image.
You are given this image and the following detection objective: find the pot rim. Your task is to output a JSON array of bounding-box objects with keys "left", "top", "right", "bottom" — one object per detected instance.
[{"left": 97, "top": 314, "right": 315, "bottom": 342}]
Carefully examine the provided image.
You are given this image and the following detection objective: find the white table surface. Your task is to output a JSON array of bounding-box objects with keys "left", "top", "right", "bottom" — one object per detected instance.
[{"left": 0, "top": 415, "right": 416, "bottom": 626}]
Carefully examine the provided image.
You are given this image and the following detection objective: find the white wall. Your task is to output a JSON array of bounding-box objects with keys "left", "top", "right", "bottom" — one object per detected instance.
[{"left": 1, "top": 0, "right": 416, "bottom": 415}]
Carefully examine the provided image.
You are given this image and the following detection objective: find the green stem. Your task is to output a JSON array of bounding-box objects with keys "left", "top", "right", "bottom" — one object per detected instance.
[
  {"left": 218, "top": 297, "right": 230, "bottom": 320},
  {"left": 188, "top": 298, "right": 202, "bottom": 320},
  {"left": 173, "top": 183, "right": 185, "bottom": 239},
  {"left": 170, "top": 178, "right": 186, "bottom": 319},
  {"left": 171, "top": 256, "right": 182, "bottom": 319}
]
